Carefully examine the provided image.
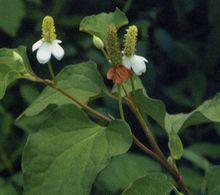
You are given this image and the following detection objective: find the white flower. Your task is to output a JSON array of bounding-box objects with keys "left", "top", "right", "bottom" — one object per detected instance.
[
  {"left": 122, "top": 54, "right": 148, "bottom": 76},
  {"left": 32, "top": 39, "right": 64, "bottom": 64}
]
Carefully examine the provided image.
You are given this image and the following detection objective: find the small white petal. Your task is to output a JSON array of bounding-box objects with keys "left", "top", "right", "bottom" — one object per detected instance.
[
  {"left": 135, "top": 55, "right": 148, "bottom": 63},
  {"left": 122, "top": 56, "right": 133, "bottom": 69},
  {"left": 51, "top": 41, "right": 64, "bottom": 60},
  {"left": 32, "top": 39, "right": 43, "bottom": 52},
  {"left": 55, "top": 39, "right": 62, "bottom": 44},
  {"left": 131, "top": 55, "right": 147, "bottom": 75},
  {"left": 36, "top": 42, "right": 52, "bottom": 64}
]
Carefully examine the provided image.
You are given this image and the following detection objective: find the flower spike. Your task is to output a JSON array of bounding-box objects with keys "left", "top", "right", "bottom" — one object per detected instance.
[
  {"left": 124, "top": 25, "right": 138, "bottom": 57},
  {"left": 106, "top": 24, "right": 122, "bottom": 66},
  {"left": 41, "top": 16, "right": 57, "bottom": 43}
]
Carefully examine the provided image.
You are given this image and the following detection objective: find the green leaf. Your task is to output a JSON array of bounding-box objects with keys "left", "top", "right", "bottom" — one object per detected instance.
[
  {"left": 0, "top": 46, "right": 33, "bottom": 100},
  {"left": 20, "top": 84, "right": 40, "bottom": 105},
  {"left": 26, "top": 0, "right": 41, "bottom": 5},
  {"left": 94, "top": 153, "right": 161, "bottom": 194},
  {"left": 154, "top": 28, "right": 174, "bottom": 54},
  {"left": 206, "top": 166, "right": 220, "bottom": 195},
  {"left": 133, "top": 90, "right": 220, "bottom": 133},
  {"left": 179, "top": 166, "right": 203, "bottom": 191},
  {"left": 168, "top": 130, "right": 184, "bottom": 160},
  {"left": 122, "top": 173, "right": 174, "bottom": 195},
  {"left": 183, "top": 149, "right": 211, "bottom": 171},
  {"left": 22, "top": 61, "right": 106, "bottom": 116},
  {"left": 0, "top": 0, "right": 25, "bottom": 36},
  {"left": 187, "top": 142, "right": 220, "bottom": 159},
  {"left": 22, "top": 104, "right": 132, "bottom": 195},
  {"left": 0, "top": 178, "right": 18, "bottom": 195},
  {"left": 80, "top": 8, "right": 128, "bottom": 43}
]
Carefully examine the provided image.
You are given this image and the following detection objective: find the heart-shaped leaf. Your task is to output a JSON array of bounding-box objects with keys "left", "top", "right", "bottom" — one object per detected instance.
[
  {"left": 80, "top": 8, "right": 128, "bottom": 44},
  {"left": 22, "top": 104, "right": 132, "bottom": 195}
]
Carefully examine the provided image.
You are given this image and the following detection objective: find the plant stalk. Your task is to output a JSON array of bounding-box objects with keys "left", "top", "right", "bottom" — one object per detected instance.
[
  {"left": 133, "top": 136, "right": 191, "bottom": 195},
  {"left": 130, "top": 76, "right": 135, "bottom": 92},
  {"left": 47, "top": 62, "right": 57, "bottom": 85},
  {"left": 117, "top": 85, "right": 125, "bottom": 120}
]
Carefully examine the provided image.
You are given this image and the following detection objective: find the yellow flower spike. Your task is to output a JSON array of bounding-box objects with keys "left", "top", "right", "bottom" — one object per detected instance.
[
  {"left": 106, "top": 24, "right": 122, "bottom": 66},
  {"left": 41, "top": 16, "right": 57, "bottom": 43},
  {"left": 124, "top": 25, "right": 138, "bottom": 57}
]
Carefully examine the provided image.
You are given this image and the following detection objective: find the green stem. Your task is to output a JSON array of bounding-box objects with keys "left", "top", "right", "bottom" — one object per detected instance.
[
  {"left": 121, "top": 84, "right": 165, "bottom": 158},
  {"left": 117, "top": 85, "right": 125, "bottom": 120},
  {"left": 101, "top": 48, "right": 111, "bottom": 64},
  {"left": 130, "top": 76, "right": 135, "bottom": 92},
  {"left": 47, "top": 62, "right": 57, "bottom": 85}
]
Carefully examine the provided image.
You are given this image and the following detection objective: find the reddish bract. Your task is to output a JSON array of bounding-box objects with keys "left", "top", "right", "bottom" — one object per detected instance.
[{"left": 107, "top": 65, "right": 133, "bottom": 84}]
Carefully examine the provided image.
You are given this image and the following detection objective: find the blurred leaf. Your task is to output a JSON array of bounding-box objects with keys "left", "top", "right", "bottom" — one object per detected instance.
[
  {"left": 94, "top": 153, "right": 161, "bottom": 194},
  {"left": 122, "top": 173, "right": 174, "bottom": 195},
  {"left": 207, "top": 0, "right": 220, "bottom": 66},
  {"left": 206, "top": 28, "right": 220, "bottom": 66},
  {"left": 179, "top": 166, "right": 203, "bottom": 191},
  {"left": 0, "top": 46, "right": 33, "bottom": 100},
  {"left": 26, "top": 0, "right": 41, "bottom": 5},
  {"left": 21, "top": 61, "right": 106, "bottom": 116},
  {"left": 188, "top": 142, "right": 220, "bottom": 159},
  {"left": 174, "top": 41, "right": 200, "bottom": 66},
  {"left": 206, "top": 165, "right": 220, "bottom": 195},
  {"left": 0, "top": 0, "right": 25, "bottom": 36},
  {"left": 57, "top": 15, "right": 83, "bottom": 27},
  {"left": 209, "top": 0, "right": 220, "bottom": 27},
  {"left": 22, "top": 104, "right": 132, "bottom": 194},
  {"left": 0, "top": 178, "right": 18, "bottom": 195},
  {"left": 168, "top": 130, "right": 184, "bottom": 160},
  {"left": 154, "top": 28, "right": 174, "bottom": 55},
  {"left": 11, "top": 172, "right": 23, "bottom": 188},
  {"left": 80, "top": 8, "right": 128, "bottom": 43},
  {"left": 164, "top": 72, "right": 207, "bottom": 108},
  {"left": 183, "top": 149, "right": 211, "bottom": 171},
  {"left": 0, "top": 111, "right": 13, "bottom": 136},
  {"left": 164, "top": 85, "right": 193, "bottom": 108},
  {"left": 20, "top": 84, "right": 40, "bottom": 105}
]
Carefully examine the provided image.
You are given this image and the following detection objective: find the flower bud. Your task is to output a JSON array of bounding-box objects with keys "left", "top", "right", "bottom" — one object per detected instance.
[{"left": 93, "top": 35, "right": 104, "bottom": 50}]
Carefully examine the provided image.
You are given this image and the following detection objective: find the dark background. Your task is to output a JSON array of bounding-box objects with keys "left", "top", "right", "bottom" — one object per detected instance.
[{"left": 0, "top": 0, "right": 220, "bottom": 194}]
